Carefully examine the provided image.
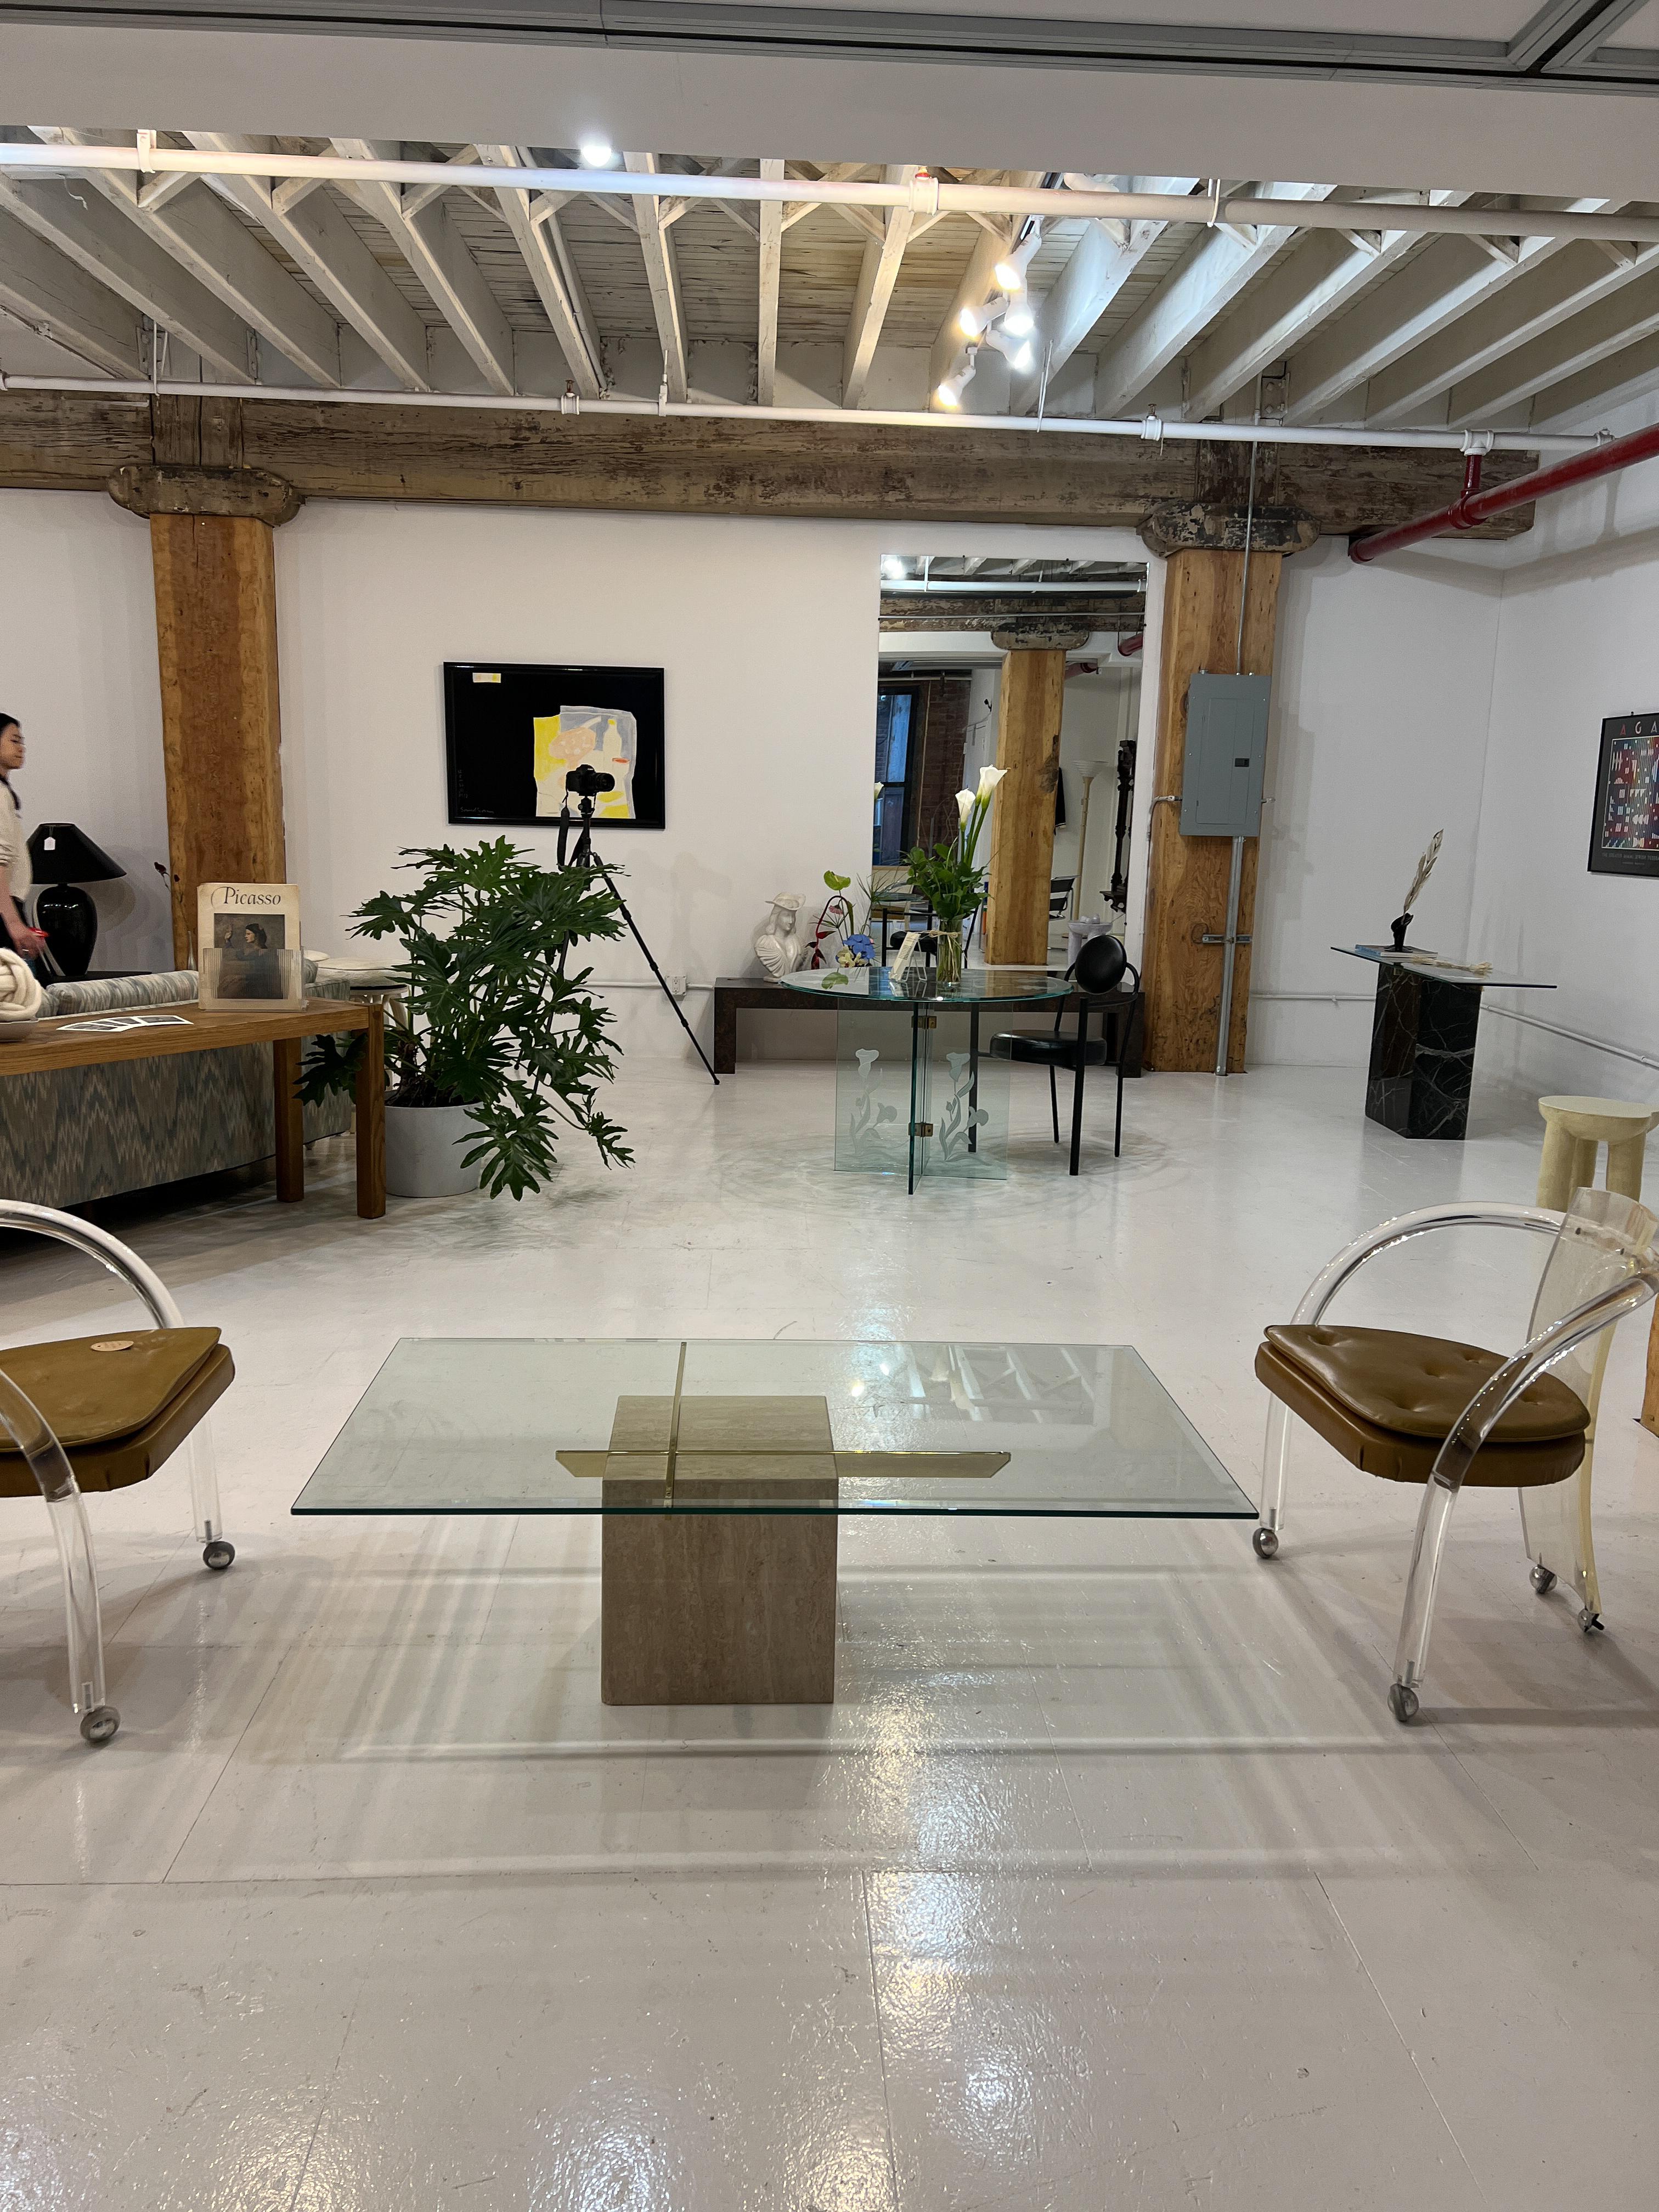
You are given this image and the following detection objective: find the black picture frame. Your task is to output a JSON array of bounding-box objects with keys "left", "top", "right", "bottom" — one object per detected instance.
[
  {"left": 443, "top": 661, "right": 666, "bottom": 830},
  {"left": 1589, "top": 711, "right": 1659, "bottom": 878}
]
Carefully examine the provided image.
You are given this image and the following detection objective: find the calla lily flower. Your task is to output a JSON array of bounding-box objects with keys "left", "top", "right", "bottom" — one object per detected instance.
[
  {"left": 955, "top": 788, "right": 975, "bottom": 826},
  {"left": 977, "top": 764, "right": 1008, "bottom": 798}
]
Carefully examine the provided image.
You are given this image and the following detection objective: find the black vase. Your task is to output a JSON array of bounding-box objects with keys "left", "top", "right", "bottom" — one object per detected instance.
[
  {"left": 1389, "top": 912, "right": 1413, "bottom": 952},
  {"left": 34, "top": 882, "right": 98, "bottom": 979}
]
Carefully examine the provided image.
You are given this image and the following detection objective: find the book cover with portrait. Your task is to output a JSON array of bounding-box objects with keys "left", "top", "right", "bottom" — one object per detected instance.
[{"left": 197, "top": 882, "right": 304, "bottom": 1008}]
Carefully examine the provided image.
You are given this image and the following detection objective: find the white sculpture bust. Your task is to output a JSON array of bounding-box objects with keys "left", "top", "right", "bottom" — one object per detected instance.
[{"left": 755, "top": 894, "right": 805, "bottom": 980}]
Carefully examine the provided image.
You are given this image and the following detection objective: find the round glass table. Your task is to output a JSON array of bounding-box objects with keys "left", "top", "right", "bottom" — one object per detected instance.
[{"left": 782, "top": 965, "right": 1071, "bottom": 1190}]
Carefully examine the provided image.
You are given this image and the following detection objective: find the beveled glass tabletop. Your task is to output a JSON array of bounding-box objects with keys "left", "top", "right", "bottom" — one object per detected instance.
[
  {"left": 292, "top": 1339, "right": 1252, "bottom": 1519},
  {"left": 1335, "top": 945, "right": 1555, "bottom": 989},
  {"left": 780, "top": 966, "right": 1073, "bottom": 1008}
]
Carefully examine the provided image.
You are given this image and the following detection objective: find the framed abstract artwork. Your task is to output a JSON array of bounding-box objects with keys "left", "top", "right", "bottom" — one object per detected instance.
[
  {"left": 1589, "top": 711, "right": 1659, "bottom": 878},
  {"left": 443, "top": 662, "right": 666, "bottom": 830}
]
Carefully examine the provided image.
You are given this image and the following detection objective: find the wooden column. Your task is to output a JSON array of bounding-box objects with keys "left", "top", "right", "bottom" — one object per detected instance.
[
  {"left": 1141, "top": 548, "right": 1283, "bottom": 1073},
  {"left": 109, "top": 460, "right": 302, "bottom": 966},
  {"left": 984, "top": 648, "right": 1066, "bottom": 964}
]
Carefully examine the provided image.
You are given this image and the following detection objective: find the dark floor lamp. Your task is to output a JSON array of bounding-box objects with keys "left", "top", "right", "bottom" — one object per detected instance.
[{"left": 26, "top": 823, "right": 126, "bottom": 980}]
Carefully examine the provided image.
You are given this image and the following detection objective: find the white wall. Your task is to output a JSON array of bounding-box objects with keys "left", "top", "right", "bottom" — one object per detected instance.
[
  {"left": 0, "top": 491, "right": 172, "bottom": 973},
  {"left": 278, "top": 507, "right": 1151, "bottom": 1061},
  {"left": 1248, "top": 538, "right": 1503, "bottom": 1066},
  {"left": 1463, "top": 392, "right": 1659, "bottom": 1106}
]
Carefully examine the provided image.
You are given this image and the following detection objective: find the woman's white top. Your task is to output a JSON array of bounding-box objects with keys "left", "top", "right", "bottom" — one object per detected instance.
[{"left": 0, "top": 778, "right": 30, "bottom": 903}]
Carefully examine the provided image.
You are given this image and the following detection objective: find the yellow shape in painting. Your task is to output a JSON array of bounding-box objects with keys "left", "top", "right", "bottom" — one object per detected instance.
[{"left": 533, "top": 706, "right": 637, "bottom": 820}]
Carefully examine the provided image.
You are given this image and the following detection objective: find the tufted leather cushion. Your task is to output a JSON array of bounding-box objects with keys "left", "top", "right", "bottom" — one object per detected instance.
[
  {"left": 1265, "top": 1325, "right": 1588, "bottom": 1442},
  {"left": 1256, "top": 1325, "right": 1587, "bottom": 1488}
]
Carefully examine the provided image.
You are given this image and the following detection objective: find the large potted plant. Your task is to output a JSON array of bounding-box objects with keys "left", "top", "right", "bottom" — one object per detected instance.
[
  {"left": 904, "top": 764, "right": 1005, "bottom": 984},
  {"left": 303, "top": 839, "right": 632, "bottom": 1199}
]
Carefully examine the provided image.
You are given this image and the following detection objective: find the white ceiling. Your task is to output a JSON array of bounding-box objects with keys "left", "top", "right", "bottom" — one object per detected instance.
[{"left": 2, "top": 4, "right": 1659, "bottom": 205}]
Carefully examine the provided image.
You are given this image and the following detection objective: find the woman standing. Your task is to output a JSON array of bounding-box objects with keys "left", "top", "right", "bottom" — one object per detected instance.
[{"left": 0, "top": 714, "right": 48, "bottom": 970}]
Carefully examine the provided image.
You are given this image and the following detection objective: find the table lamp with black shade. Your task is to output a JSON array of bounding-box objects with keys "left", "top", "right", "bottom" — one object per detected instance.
[{"left": 26, "top": 823, "right": 125, "bottom": 980}]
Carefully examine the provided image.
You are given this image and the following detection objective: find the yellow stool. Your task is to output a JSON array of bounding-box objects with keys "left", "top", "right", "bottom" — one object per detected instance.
[{"left": 1537, "top": 1095, "right": 1659, "bottom": 1210}]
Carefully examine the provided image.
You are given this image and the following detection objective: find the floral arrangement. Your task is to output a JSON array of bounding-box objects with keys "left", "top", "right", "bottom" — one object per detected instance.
[{"left": 905, "top": 766, "right": 1006, "bottom": 979}]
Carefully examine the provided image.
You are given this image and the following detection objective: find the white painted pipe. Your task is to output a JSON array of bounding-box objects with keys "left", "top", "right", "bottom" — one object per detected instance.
[
  {"left": 0, "top": 374, "right": 1601, "bottom": 453},
  {"left": 3, "top": 140, "right": 1658, "bottom": 248}
]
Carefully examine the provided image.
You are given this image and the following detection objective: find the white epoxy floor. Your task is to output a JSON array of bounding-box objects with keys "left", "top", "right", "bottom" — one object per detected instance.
[{"left": 4, "top": 1055, "right": 1658, "bottom": 2210}]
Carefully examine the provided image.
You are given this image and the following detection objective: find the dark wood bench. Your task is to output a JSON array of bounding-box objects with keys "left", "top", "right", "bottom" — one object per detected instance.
[{"left": 713, "top": 976, "right": 1144, "bottom": 1077}]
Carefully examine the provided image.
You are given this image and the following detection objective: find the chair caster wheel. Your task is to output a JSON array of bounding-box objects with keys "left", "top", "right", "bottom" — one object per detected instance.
[
  {"left": 1530, "top": 1565, "right": 1556, "bottom": 1595},
  {"left": 1252, "top": 1526, "right": 1279, "bottom": 1560},
  {"left": 80, "top": 1705, "right": 120, "bottom": 1745},
  {"left": 202, "top": 1539, "right": 235, "bottom": 1571},
  {"left": 1579, "top": 1608, "right": 1604, "bottom": 1635},
  {"left": 1387, "top": 1683, "right": 1419, "bottom": 1725}
]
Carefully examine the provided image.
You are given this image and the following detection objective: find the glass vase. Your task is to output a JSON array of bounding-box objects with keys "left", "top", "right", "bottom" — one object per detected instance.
[{"left": 935, "top": 926, "right": 964, "bottom": 988}]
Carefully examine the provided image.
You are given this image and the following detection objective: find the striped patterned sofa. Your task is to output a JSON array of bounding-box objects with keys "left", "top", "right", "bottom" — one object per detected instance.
[{"left": 0, "top": 971, "right": 354, "bottom": 1210}]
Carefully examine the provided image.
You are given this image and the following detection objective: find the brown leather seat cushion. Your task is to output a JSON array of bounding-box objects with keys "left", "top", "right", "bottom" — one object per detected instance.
[
  {"left": 1257, "top": 1324, "right": 1588, "bottom": 1488},
  {"left": 0, "top": 1329, "right": 233, "bottom": 1496}
]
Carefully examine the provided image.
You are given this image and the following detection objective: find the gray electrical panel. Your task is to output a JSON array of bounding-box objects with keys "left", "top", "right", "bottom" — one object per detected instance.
[{"left": 1181, "top": 672, "right": 1271, "bottom": 838}]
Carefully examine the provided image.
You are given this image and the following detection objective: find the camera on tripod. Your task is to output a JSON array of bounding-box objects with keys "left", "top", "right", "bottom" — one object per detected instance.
[{"left": 564, "top": 764, "right": 616, "bottom": 802}]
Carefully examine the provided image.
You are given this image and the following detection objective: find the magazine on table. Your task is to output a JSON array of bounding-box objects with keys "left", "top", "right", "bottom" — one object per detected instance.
[
  {"left": 196, "top": 883, "right": 304, "bottom": 1009},
  {"left": 56, "top": 1013, "right": 194, "bottom": 1034}
]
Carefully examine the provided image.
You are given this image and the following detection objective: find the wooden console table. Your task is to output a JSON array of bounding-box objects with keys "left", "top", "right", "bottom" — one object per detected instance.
[
  {"left": 0, "top": 998, "right": 385, "bottom": 1218},
  {"left": 713, "top": 974, "right": 1144, "bottom": 1078}
]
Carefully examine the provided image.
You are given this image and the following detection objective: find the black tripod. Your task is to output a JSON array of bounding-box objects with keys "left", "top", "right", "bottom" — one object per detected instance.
[{"left": 557, "top": 790, "right": 720, "bottom": 1084}]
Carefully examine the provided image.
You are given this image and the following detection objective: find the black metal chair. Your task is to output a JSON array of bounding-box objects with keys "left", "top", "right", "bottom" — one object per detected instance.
[{"left": 988, "top": 933, "right": 1142, "bottom": 1174}]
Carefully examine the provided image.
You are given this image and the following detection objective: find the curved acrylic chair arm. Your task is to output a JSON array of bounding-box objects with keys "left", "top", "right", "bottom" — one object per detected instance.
[
  {"left": 0, "top": 1199, "right": 184, "bottom": 1329},
  {"left": 0, "top": 1365, "right": 108, "bottom": 1717},
  {"left": 1292, "top": 1203, "right": 1565, "bottom": 1327},
  {"left": 1427, "top": 1261, "right": 1659, "bottom": 1497}
]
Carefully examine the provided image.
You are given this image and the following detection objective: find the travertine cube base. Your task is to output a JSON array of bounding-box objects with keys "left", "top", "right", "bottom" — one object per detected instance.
[{"left": 600, "top": 1394, "right": 838, "bottom": 1705}]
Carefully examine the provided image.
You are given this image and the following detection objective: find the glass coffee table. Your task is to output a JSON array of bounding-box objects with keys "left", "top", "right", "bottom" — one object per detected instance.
[
  {"left": 295, "top": 1339, "right": 1253, "bottom": 1706},
  {"left": 780, "top": 965, "right": 1073, "bottom": 1189}
]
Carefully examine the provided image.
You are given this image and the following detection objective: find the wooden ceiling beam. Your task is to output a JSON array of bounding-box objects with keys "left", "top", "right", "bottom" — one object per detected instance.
[
  {"left": 0, "top": 391, "right": 1541, "bottom": 543},
  {"left": 625, "top": 152, "right": 690, "bottom": 403},
  {"left": 843, "top": 165, "right": 919, "bottom": 410}
]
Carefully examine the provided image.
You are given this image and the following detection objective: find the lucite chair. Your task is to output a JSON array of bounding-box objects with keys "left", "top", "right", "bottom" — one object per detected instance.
[
  {"left": 1252, "top": 1188, "right": 1659, "bottom": 1723},
  {"left": 1, "top": 1201, "right": 236, "bottom": 1745},
  {"left": 988, "top": 932, "right": 1143, "bottom": 1173}
]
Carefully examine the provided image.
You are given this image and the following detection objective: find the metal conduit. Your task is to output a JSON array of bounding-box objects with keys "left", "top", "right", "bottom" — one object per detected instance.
[
  {"left": 2, "top": 142, "right": 1658, "bottom": 249},
  {"left": 0, "top": 374, "right": 1604, "bottom": 455}
]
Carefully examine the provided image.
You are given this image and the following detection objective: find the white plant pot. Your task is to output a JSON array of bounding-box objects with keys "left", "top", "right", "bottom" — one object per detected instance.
[{"left": 383, "top": 1101, "right": 484, "bottom": 1199}]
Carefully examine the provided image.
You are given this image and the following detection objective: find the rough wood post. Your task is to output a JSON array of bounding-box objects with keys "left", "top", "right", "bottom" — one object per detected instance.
[
  {"left": 984, "top": 648, "right": 1066, "bottom": 965},
  {"left": 109, "top": 457, "right": 303, "bottom": 967},
  {"left": 1140, "top": 546, "right": 1283, "bottom": 1073}
]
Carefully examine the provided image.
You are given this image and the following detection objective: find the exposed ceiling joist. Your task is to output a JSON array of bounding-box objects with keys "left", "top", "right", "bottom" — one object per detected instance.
[
  {"left": 1182, "top": 195, "right": 1472, "bottom": 422},
  {"left": 625, "top": 152, "right": 689, "bottom": 404},
  {"left": 0, "top": 174, "right": 254, "bottom": 384},
  {"left": 843, "top": 165, "right": 918, "bottom": 411},
  {"left": 1096, "top": 181, "right": 1336, "bottom": 417},
  {"left": 477, "top": 143, "right": 602, "bottom": 399},
  {"left": 1453, "top": 262, "right": 1659, "bottom": 421},
  {"left": 1008, "top": 177, "right": 1201, "bottom": 415},
  {"left": 332, "top": 138, "right": 514, "bottom": 398},
  {"left": 1364, "top": 232, "right": 1659, "bottom": 425},
  {"left": 31, "top": 128, "right": 342, "bottom": 386},
  {"left": 1532, "top": 326, "right": 1659, "bottom": 427},
  {"left": 757, "top": 157, "right": 783, "bottom": 409},
  {"left": 1281, "top": 218, "right": 1602, "bottom": 423},
  {"left": 183, "top": 132, "right": 431, "bottom": 391},
  {"left": 0, "top": 208, "right": 143, "bottom": 376}
]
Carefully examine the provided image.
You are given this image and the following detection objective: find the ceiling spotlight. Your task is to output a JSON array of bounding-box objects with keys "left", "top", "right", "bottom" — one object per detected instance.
[
  {"left": 1002, "top": 302, "right": 1035, "bottom": 338},
  {"left": 1008, "top": 343, "right": 1035, "bottom": 374},
  {"left": 957, "top": 301, "right": 1000, "bottom": 340},
  {"left": 578, "top": 139, "right": 617, "bottom": 168},
  {"left": 934, "top": 360, "right": 977, "bottom": 411},
  {"left": 881, "top": 555, "right": 906, "bottom": 579},
  {"left": 992, "top": 225, "right": 1043, "bottom": 294}
]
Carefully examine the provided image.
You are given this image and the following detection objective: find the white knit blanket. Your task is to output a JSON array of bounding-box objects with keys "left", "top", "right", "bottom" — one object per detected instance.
[{"left": 0, "top": 948, "right": 45, "bottom": 1023}]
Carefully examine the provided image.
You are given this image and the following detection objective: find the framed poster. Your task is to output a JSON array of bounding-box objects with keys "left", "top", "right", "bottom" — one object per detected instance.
[
  {"left": 443, "top": 662, "right": 666, "bottom": 830},
  {"left": 1589, "top": 711, "right": 1659, "bottom": 878}
]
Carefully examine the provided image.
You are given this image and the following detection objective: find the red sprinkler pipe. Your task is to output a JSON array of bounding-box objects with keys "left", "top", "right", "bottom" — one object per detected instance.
[{"left": 1350, "top": 419, "right": 1659, "bottom": 563}]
